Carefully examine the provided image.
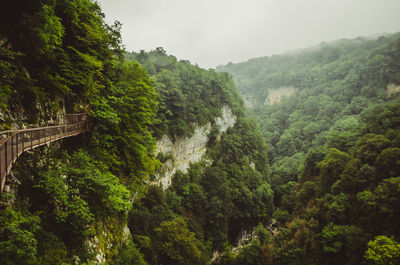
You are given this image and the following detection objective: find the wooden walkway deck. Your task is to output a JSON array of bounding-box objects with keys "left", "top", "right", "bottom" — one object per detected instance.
[{"left": 0, "top": 114, "right": 90, "bottom": 196}]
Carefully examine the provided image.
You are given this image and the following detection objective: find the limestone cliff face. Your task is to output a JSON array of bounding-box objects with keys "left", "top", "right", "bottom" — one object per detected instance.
[
  {"left": 265, "top": 86, "right": 296, "bottom": 105},
  {"left": 85, "top": 221, "right": 131, "bottom": 264},
  {"left": 154, "top": 105, "right": 236, "bottom": 189},
  {"left": 387, "top": 83, "right": 400, "bottom": 97}
]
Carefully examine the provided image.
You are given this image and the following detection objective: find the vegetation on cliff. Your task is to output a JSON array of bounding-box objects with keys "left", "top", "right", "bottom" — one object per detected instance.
[
  {"left": 0, "top": 1, "right": 272, "bottom": 264},
  {"left": 2, "top": 0, "right": 400, "bottom": 264},
  {"left": 126, "top": 48, "right": 243, "bottom": 139},
  {"left": 1, "top": 0, "right": 157, "bottom": 263},
  {"left": 125, "top": 49, "right": 273, "bottom": 264}
]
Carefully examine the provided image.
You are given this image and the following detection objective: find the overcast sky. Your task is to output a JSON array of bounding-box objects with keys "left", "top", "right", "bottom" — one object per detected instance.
[{"left": 97, "top": 0, "right": 400, "bottom": 69}]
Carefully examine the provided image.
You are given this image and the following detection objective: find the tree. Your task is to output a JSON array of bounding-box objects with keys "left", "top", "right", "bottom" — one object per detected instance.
[
  {"left": 374, "top": 177, "right": 400, "bottom": 234},
  {"left": 153, "top": 217, "right": 204, "bottom": 265},
  {"left": 327, "top": 116, "right": 363, "bottom": 151},
  {"left": 301, "top": 146, "right": 326, "bottom": 182},
  {"left": 0, "top": 209, "right": 40, "bottom": 265},
  {"left": 318, "top": 148, "right": 351, "bottom": 194},
  {"left": 277, "top": 131, "right": 297, "bottom": 156},
  {"left": 321, "top": 223, "right": 366, "bottom": 265},
  {"left": 365, "top": 235, "right": 400, "bottom": 265},
  {"left": 297, "top": 181, "right": 317, "bottom": 204},
  {"left": 354, "top": 134, "right": 391, "bottom": 165},
  {"left": 376, "top": 147, "right": 400, "bottom": 178}
]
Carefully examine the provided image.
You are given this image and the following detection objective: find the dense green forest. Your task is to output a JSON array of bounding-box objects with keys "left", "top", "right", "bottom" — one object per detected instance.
[
  {"left": 217, "top": 34, "right": 400, "bottom": 264},
  {"left": 124, "top": 50, "right": 273, "bottom": 264},
  {"left": 125, "top": 48, "right": 243, "bottom": 139},
  {"left": 1, "top": 0, "right": 400, "bottom": 264},
  {"left": 1, "top": 0, "right": 159, "bottom": 264},
  {"left": 0, "top": 0, "right": 272, "bottom": 264}
]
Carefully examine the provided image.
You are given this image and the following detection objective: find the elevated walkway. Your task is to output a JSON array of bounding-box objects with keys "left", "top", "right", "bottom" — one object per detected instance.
[{"left": 0, "top": 114, "right": 90, "bottom": 196}]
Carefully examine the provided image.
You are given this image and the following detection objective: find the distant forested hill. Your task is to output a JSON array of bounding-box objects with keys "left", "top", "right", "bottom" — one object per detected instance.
[
  {"left": 216, "top": 34, "right": 400, "bottom": 264},
  {"left": 218, "top": 34, "right": 400, "bottom": 105}
]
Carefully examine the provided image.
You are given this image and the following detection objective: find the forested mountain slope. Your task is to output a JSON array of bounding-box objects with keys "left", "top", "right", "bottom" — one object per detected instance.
[
  {"left": 3, "top": 0, "right": 399, "bottom": 264},
  {"left": 124, "top": 49, "right": 273, "bottom": 264},
  {"left": 217, "top": 34, "right": 400, "bottom": 264},
  {"left": 0, "top": 1, "right": 272, "bottom": 264}
]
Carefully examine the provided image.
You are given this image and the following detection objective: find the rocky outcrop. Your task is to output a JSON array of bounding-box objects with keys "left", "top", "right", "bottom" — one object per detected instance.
[
  {"left": 387, "top": 83, "right": 400, "bottom": 97},
  {"left": 215, "top": 106, "right": 237, "bottom": 133},
  {"left": 85, "top": 220, "right": 132, "bottom": 264},
  {"left": 265, "top": 86, "right": 296, "bottom": 105},
  {"left": 154, "top": 106, "right": 236, "bottom": 189}
]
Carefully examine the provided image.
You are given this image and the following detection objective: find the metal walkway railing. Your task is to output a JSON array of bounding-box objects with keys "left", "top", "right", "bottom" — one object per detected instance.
[{"left": 0, "top": 114, "right": 90, "bottom": 195}]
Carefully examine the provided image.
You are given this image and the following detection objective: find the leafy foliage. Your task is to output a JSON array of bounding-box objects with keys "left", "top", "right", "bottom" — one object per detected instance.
[
  {"left": 153, "top": 217, "right": 204, "bottom": 265},
  {"left": 3, "top": 0, "right": 400, "bottom": 263},
  {"left": 365, "top": 235, "right": 400, "bottom": 265},
  {"left": 126, "top": 49, "right": 244, "bottom": 139},
  {"left": 124, "top": 50, "right": 273, "bottom": 263},
  {"left": 0, "top": 209, "right": 40, "bottom": 265},
  {"left": 0, "top": 0, "right": 158, "bottom": 263},
  {"left": 217, "top": 34, "right": 400, "bottom": 264}
]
